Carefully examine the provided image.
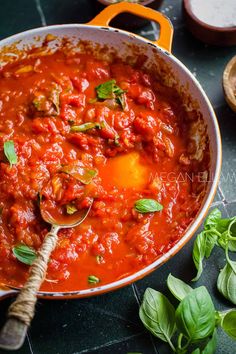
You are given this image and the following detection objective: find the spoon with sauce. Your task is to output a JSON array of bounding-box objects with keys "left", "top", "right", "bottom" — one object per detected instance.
[{"left": 0, "top": 181, "right": 93, "bottom": 351}]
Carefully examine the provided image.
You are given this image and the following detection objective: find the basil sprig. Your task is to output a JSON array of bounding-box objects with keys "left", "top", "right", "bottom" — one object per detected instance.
[
  {"left": 95, "top": 79, "right": 126, "bottom": 110},
  {"left": 191, "top": 208, "right": 236, "bottom": 305},
  {"left": 140, "top": 274, "right": 236, "bottom": 353},
  {"left": 134, "top": 199, "right": 163, "bottom": 214},
  {"left": 13, "top": 244, "right": 37, "bottom": 265},
  {"left": 4, "top": 141, "right": 18, "bottom": 167}
]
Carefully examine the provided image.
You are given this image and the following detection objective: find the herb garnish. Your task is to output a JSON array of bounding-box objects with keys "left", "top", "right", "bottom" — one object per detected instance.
[
  {"left": 13, "top": 244, "right": 37, "bottom": 265},
  {"left": 139, "top": 274, "right": 236, "bottom": 353},
  {"left": 66, "top": 204, "right": 77, "bottom": 215},
  {"left": 88, "top": 275, "right": 100, "bottom": 284},
  {"left": 95, "top": 79, "right": 126, "bottom": 110},
  {"left": 4, "top": 141, "right": 18, "bottom": 167},
  {"left": 191, "top": 208, "right": 236, "bottom": 304},
  {"left": 134, "top": 199, "right": 163, "bottom": 213},
  {"left": 70, "top": 122, "right": 101, "bottom": 133}
]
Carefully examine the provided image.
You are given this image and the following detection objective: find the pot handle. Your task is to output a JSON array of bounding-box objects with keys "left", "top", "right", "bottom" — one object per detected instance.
[{"left": 87, "top": 2, "right": 173, "bottom": 52}]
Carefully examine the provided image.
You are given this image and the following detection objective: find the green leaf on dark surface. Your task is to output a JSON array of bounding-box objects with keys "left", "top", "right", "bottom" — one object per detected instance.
[
  {"left": 204, "top": 232, "right": 218, "bottom": 258},
  {"left": 167, "top": 274, "right": 193, "bottom": 301},
  {"left": 192, "top": 232, "right": 206, "bottom": 281},
  {"left": 217, "top": 261, "right": 236, "bottom": 305},
  {"left": 134, "top": 199, "right": 163, "bottom": 214},
  {"left": 60, "top": 165, "right": 97, "bottom": 185},
  {"left": 70, "top": 122, "right": 101, "bottom": 132},
  {"left": 201, "top": 329, "right": 217, "bottom": 354},
  {"left": 4, "top": 141, "right": 18, "bottom": 167},
  {"left": 139, "top": 288, "right": 176, "bottom": 343},
  {"left": 204, "top": 208, "right": 221, "bottom": 229},
  {"left": 216, "top": 217, "right": 236, "bottom": 252},
  {"left": 191, "top": 349, "right": 201, "bottom": 354},
  {"left": 175, "top": 287, "right": 216, "bottom": 342},
  {"left": 13, "top": 244, "right": 37, "bottom": 266},
  {"left": 221, "top": 310, "right": 236, "bottom": 339}
]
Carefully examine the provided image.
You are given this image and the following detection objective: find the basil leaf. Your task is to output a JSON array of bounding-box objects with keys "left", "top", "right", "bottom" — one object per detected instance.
[
  {"left": 4, "top": 141, "right": 18, "bottom": 167},
  {"left": 175, "top": 287, "right": 216, "bottom": 342},
  {"left": 13, "top": 244, "right": 37, "bottom": 266},
  {"left": 134, "top": 199, "right": 163, "bottom": 214},
  {"left": 191, "top": 349, "right": 200, "bottom": 354},
  {"left": 216, "top": 218, "right": 236, "bottom": 252},
  {"left": 192, "top": 232, "right": 206, "bottom": 281},
  {"left": 96, "top": 79, "right": 124, "bottom": 100},
  {"left": 70, "top": 122, "right": 101, "bottom": 132},
  {"left": 66, "top": 204, "right": 77, "bottom": 215},
  {"left": 217, "top": 261, "right": 236, "bottom": 305},
  {"left": 139, "top": 288, "right": 176, "bottom": 343},
  {"left": 88, "top": 275, "right": 100, "bottom": 284},
  {"left": 202, "top": 329, "right": 217, "bottom": 354},
  {"left": 221, "top": 310, "right": 236, "bottom": 340},
  {"left": 61, "top": 165, "right": 97, "bottom": 185},
  {"left": 204, "top": 208, "right": 221, "bottom": 229},
  {"left": 95, "top": 79, "right": 126, "bottom": 109},
  {"left": 205, "top": 232, "right": 218, "bottom": 259},
  {"left": 167, "top": 274, "right": 193, "bottom": 301}
]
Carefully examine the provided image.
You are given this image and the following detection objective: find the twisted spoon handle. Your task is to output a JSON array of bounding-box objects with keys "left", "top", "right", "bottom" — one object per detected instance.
[{"left": 0, "top": 225, "right": 59, "bottom": 350}]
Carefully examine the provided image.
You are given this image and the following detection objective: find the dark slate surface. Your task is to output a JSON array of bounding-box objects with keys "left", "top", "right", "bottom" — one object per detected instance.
[{"left": 0, "top": 1, "right": 236, "bottom": 353}]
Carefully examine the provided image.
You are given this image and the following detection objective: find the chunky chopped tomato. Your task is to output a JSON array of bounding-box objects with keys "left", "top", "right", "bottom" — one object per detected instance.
[{"left": 0, "top": 50, "right": 209, "bottom": 291}]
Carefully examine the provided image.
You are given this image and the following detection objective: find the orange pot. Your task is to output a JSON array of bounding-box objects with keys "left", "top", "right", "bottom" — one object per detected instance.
[{"left": 0, "top": 2, "right": 221, "bottom": 300}]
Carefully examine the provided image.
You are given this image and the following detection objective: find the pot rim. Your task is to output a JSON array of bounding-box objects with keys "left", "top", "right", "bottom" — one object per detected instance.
[{"left": 0, "top": 23, "right": 222, "bottom": 299}]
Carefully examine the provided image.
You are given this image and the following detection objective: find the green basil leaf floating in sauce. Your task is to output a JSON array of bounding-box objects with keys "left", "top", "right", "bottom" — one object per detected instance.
[
  {"left": 221, "top": 310, "right": 236, "bottom": 340},
  {"left": 95, "top": 79, "right": 126, "bottom": 109},
  {"left": 88, "top": 275, "right": 100, "bottom": 284},
  {"left": 66, "top": 204, "right": 77, "bottom": 215},
  {"left": 175, "top": 286, "right": 216, "bottom": 343},
  {"left": 70, "top": 122, "right": 101, "bottom": 132},
  {"left": 139, "top": 288, "right": 176, "bottom": 346},
  {"left": 134, "top": 199, "right": 163, "bottom": 214},
  {"left": 60, "top": 165, "right": 97, "bottom": 185},
  {"left": 13, "top": 244, "right": 37, "bottom": 266},
  {"left": 217, "top": 261, "right": 236, "bottom": 305},
  {"left": 167, "top": 274, "right": 193, "bottom": 302},
  {"left": 4, "top": 141, "right": 18, "bottom": 167}
]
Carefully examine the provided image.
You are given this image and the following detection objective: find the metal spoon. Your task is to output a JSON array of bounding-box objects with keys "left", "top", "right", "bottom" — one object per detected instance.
[{"left": 0, "top": 198, "right": 93, "bottom": 351}]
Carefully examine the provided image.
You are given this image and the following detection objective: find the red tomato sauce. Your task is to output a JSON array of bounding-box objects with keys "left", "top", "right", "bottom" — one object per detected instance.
[{"left": 0, "top": 50, "right": 209, "bottom": 291}]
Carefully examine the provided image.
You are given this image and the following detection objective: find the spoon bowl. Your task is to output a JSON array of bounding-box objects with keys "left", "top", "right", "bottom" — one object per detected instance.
[{"left": 0, "top": 195, "right": 93, "bottom": 351}]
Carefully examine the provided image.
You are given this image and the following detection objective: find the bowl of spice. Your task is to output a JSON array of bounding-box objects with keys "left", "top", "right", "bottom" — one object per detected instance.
[
  {"left": 183, "top": 0, "right": 236, "bottom": 45},
  {"left": 96, "top": 0, "right": 164, "bottom": 29},
  {"left": 223, "top": 55, "right": 236, "bottom": 112}
]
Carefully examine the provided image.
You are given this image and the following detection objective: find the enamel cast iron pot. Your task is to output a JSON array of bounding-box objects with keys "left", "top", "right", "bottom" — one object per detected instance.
[{"left": 0, "top": 2, "right": 221, "bottom": 301}]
